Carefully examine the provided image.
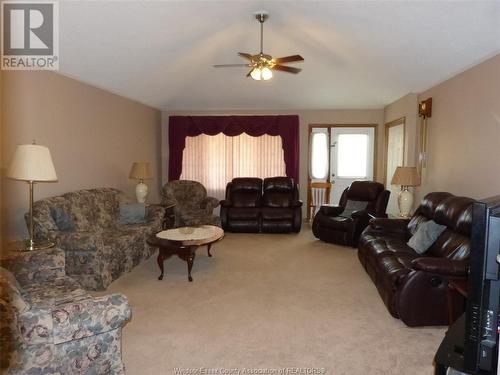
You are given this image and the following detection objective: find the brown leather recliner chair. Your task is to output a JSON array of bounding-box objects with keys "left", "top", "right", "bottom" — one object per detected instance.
[
  {"left": 220, "top": 178, "right": 263, "bottom": 232},
  {"left": 261, "top": 177, "right": 302, "bottom": 233},
  {"left": 358, "top": 192, "right": 475, "bottom": 326},
  {"left": 312, "top": 181, "right": 390, "bottom": 246}
]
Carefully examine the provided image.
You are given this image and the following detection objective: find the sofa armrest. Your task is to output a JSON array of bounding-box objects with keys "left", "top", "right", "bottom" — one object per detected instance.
[
  {"left": 17, "top": 293, "right": 131, "bottom": 345},
  {"left": 200, "top": 197, "right": 220, "bottom": 213},
  {"left": 411, "top": 258, "right": 469, "bottom": 278},
  {"left": 1, "top": 247, "right": 66, "bottom": 287},
  {"left": 146, "top": 204, "right": 166, "bottom": 227},
  {"left": 319, "top": 205, "right": 344, "bottom": 216}
]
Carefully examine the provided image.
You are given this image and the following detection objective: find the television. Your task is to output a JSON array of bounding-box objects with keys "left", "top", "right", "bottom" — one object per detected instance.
[{"left": 464, "top": 195, "right": 500, "bottom": 374}]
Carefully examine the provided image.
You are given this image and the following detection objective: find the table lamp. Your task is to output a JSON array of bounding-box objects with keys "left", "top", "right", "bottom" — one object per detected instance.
[
  {"left": 129, "top": 162, "right": 152, "bottom": 203},
  {"left": 7, "top": 144, "right": 58, "bottom": 251},
  {"left": 391, "top": 166, "right": 420, "bottom": 218}
]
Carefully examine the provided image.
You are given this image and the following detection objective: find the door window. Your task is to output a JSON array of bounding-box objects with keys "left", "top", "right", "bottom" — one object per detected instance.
[{"left": 337, "top": 134, "right": 369, "bottom": 178}]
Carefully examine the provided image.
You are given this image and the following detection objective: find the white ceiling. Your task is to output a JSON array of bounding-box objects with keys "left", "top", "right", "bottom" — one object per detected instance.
[{"left": 58, "top": 1, "right": 500, "bottom": 110}]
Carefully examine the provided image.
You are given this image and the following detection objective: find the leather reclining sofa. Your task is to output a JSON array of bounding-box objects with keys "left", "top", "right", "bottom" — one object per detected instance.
[
  {"left": 221, "top": 177, "right": 302, "bottom": 233},
  {"left": 358, "top": 192, "right": 475, "bottom": 326}
]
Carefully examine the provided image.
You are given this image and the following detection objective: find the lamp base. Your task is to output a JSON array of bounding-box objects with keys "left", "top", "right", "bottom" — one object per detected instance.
[
  {"left": 397, "top": 188, "right": 414, "bottom": 218},
  {"left": 10, "top": 239, "right": 55, "bottom": 252},
  {"left": 135, "top": 181, "right": 149, "bottom": 203}
]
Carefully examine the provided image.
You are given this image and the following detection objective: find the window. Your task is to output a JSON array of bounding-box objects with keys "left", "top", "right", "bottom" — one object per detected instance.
[
  {"left": 310, "top": 131, "right": 329, "bottom": 179},
  {"left": 181, "top": 133, "right": 286, "bottom": 199},
  {"left": 336, "top": 134, "right": 368, "bottom": 178}
]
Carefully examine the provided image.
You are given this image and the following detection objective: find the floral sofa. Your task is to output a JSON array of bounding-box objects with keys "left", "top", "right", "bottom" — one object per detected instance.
[
  {"left": 32, "top": 188, "right": 165, "bottom": 291},
  {"left": 0, "top": 247, "right": 131, "bottom": 374}
]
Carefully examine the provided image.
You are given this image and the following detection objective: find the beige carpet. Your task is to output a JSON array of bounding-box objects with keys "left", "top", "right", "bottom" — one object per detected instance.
[{"left": 102, "top": 227, "right": 446, "bottom": 375}]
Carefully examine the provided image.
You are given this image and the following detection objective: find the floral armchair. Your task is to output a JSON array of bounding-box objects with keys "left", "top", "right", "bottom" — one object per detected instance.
[
  {"left": 161, "top": 180, "right": 220, "bottom": 227},
  {"left": 0, "top": 247, "right": 131, "bottom": 374}
]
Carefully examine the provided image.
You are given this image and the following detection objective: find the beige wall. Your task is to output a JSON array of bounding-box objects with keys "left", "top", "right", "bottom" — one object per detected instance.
[
  {"left": 2, "top": 71, "right": 162, "bottom": 240},
  {"left": 416, "top": 53, "right": 500, "bottom": 202},
  {"left": 161, "top": 109, "right": 385, "bottom": 213},
  {"left": 384, "top": 53, "right": 500, "bottom": 207}
]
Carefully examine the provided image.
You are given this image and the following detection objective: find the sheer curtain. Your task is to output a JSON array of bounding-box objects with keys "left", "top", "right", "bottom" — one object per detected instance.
[{"left": 180, "top": 133, "right": 286, "bottom": 200}]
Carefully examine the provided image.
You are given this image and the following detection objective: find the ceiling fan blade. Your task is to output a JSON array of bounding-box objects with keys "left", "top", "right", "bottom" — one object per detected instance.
[
  {"left": 273, "top": 65, "right": 302, "bottom": 74},
  {"left": 214, "top": 64, "right": 251, "bottom": 68},
  {"left": 274, "top": 55, "right": 304, "bottom": 64},
  {"left": 238, "top": 52, "right": 253, "bottom": 60}
]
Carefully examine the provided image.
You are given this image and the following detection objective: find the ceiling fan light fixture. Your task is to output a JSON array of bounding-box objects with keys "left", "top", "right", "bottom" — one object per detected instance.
[
  {"left": 250, "top": 66, "right": 273, "bottom": 81},
  {"left": 250, "top": 67, "right": 262, "bottom": 80},
  {"left": 261, "top": 67, "right": 273, "bottom": 80}
]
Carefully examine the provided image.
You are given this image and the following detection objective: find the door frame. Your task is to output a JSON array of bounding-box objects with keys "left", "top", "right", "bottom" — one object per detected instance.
[
  {"left": 383, "top": 117, "right": 406, "bottom": 186},
  {"left": 307, "top": 123, "right": 379, "bottom": 220}
]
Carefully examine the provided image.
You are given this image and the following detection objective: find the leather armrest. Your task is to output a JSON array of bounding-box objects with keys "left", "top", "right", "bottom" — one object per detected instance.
[
  {"left": 411, "top": 258, "right": 469, "bottom": 278},
  {"left": 220, "top": 200, "right": 232, "bottom": 208},
  {"left": 319, "top": 205, "right": 344, "bottom": 216},
  {"left": 369, "top": 218, "right": 409, "bottom": 233},
  {"left": 291, "top": 200, "right": 303, "bottom": 208},
  {"left": 351, "top": 209, "right": 367, "bottom": 218},
  {"left": 367, "top": 211, "right": 388, "bottom": 219}
]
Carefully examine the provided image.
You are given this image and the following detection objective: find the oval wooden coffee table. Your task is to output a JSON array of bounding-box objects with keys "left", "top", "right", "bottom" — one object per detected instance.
[{"left": 147, "top": 225, "right": 224, "bottom": 282}]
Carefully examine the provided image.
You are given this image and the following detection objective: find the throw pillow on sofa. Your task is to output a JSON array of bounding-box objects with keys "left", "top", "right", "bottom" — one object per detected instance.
[
  {"left": 50, "top": 207, "right": 75, "bottom": 231},
  {"left": 407, "top": 220, "right": 447, "bottom": 254},
  {"left": 119, "top": 203, "right": 146, "bottom": 224}
]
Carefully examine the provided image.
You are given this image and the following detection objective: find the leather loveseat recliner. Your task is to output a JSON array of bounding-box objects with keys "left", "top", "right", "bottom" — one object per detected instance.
[
  {"left": 358, "top": 192, "right": 475, "bottom": 326},
  {"left": 261, "top": 177, "right": 302, "bottom": 233},
  {"left": 221, "top": 178, "right": 263, "bottom": 233},
  {"left": 221, "top": 177, "right": 302, "bottom": 233},
  {"left": 312, "top": 181, "right": 390, "bottom": 246}
]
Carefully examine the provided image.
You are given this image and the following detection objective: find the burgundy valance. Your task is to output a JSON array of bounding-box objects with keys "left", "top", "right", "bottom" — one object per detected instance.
[{"left": 168, "top": 115, "right": 300, "bottom": 181}]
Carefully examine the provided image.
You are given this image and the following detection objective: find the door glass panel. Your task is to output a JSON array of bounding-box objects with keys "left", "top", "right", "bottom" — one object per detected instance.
[
  {"left": 337, "top": 134, "right": 368, "bottom": 178},
  {"left": 310, "top": 132, "right": 329, "bottom": 179}
]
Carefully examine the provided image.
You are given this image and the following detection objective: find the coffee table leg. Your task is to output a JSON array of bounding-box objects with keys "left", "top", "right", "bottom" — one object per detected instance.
[
  {"left": 157, "top": 250, "right": 165, "bottom": 280},
  {"left": 207, "top": 244, "right": 212, "bottom": 257},
  {"left": 187, "top": 251, "right": 196, "bottom": 282}
]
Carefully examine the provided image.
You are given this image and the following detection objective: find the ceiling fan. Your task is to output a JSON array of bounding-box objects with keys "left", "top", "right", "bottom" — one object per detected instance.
[{"left": 214, "top": 13, "right": 304, "bottom": 81}]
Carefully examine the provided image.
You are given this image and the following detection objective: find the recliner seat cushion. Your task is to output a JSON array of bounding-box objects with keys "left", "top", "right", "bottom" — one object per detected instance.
[
  {"left": 228, "top": 208, "right": 260, "bottom": 220},
  {"left": 263, "top": 192, "right": 292, "bottom": 208},
  {"left": 261, "top": 208, "right": 294, "bottom": 220},
  {"left": 231, "top": 192, "right": 262, "bottom": 208}
]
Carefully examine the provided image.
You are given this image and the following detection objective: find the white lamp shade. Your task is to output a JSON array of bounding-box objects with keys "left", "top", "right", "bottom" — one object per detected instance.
[{"left": 7, "top": 144, "right": 58, "bottom": 181}]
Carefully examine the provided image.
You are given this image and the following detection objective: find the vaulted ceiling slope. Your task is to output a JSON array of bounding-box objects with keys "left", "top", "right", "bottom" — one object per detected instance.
[{"left": 58, "top": 1, "right": 500, "bottom": 110}]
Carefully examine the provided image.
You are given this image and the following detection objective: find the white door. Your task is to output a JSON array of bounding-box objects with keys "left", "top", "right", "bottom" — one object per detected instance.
[
  {"left": 385, "top": 122, "right": 405, "bottom": 215},
  {"left": 330, "top": 127, "right": 375, "bottom": 204}
]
